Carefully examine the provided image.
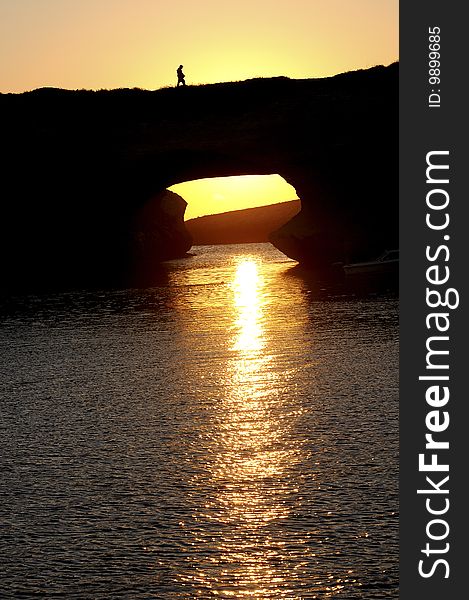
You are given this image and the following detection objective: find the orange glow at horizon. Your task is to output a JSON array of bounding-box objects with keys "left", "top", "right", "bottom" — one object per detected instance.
[
  {"left": 1, "top": 1, "right": 398, "bottom": 93},
  {"left": 170, "top": 175, "right": 299, "bottom": 220}
]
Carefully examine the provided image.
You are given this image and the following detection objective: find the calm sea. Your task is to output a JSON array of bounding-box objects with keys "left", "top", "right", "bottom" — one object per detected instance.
[{"left": 0, "top": 243, "right": 398, "bottom": 599}]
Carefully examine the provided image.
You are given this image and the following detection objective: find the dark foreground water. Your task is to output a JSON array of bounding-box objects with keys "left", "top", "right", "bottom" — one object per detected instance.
[{"left": 0, "top": 243, "right": 398, "bottom": 599}]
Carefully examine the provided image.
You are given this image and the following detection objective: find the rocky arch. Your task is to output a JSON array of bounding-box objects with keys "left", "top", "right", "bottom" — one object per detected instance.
[{"left": 1, "top": 63, "right": 397, "bottom": 290}]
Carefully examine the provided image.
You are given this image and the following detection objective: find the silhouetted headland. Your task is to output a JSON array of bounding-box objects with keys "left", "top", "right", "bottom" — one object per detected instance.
[
  {"left": 186, "top": 200, "right": 300, "bottom": 246},
  {"left": 0, "top": 63, "right": 397, "bottom": 292}
]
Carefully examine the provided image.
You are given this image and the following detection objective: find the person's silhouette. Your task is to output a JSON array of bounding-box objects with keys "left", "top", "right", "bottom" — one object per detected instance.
[{"left": 176, "top": 65, "right": 186, "bottom": 87}]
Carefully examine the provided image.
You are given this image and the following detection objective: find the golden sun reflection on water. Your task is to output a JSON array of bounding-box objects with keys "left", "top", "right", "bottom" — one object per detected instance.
[
  {"left": 232, "top": 260, "right": 263, "bottom": 354},
  {"left": 184, "top": 258, "right": 307, "bottom": 597}
]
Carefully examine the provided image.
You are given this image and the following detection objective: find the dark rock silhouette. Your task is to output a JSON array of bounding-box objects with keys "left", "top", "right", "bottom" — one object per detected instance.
[
  {"left": 0, "top": 63, "right": 397, "bottom": 291},
  {"left": 130, "top": 190, "right": 192, "bottom": 283},
  {"left": 186, "top": 200, "right": 300, "bottom": 246}
]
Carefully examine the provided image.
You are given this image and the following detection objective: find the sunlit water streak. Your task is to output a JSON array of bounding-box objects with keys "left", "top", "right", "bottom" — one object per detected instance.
[{"left": 0, "top": 243, "right": 398, "bottom": 598}]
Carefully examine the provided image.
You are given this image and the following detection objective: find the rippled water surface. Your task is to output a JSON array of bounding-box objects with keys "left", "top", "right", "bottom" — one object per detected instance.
[{"left": 0, "top": 243, "right": 398, "bottom": 598}]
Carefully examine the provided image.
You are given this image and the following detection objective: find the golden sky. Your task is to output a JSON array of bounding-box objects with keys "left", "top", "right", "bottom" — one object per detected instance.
[
  {"left": 1, "top": 0, "right": 397, "bottom": 92},
  {"left": 171, "top": 176, "right": 299, "bottom": 220},
  {"left": 1, "top": 0, "right": 398, "bottom": 217}
]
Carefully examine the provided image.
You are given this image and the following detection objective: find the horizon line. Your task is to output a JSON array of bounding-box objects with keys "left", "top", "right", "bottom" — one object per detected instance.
[{"left": 0, "top": 61, "right": 398, "bottom": 96}]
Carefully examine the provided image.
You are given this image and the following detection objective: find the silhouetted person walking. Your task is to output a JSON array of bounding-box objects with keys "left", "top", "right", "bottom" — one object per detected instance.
[{"left": 177, "top": 65, "right": 186, "bottom": 87}]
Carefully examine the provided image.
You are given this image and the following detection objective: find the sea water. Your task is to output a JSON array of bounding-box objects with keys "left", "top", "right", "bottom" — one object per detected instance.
[{"left": 0, "top": 243, "right": 398, "bottom": 598}]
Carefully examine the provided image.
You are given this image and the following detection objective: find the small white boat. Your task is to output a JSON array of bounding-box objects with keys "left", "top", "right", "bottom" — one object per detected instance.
[{"left": 343, "top": 249, "right": 399, "bottom": 277}]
